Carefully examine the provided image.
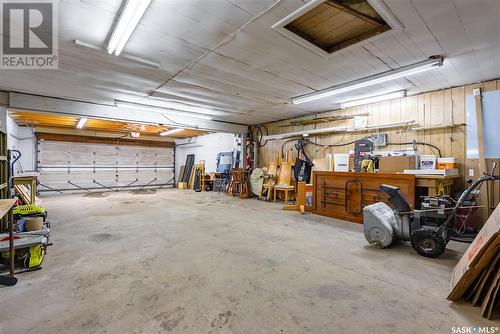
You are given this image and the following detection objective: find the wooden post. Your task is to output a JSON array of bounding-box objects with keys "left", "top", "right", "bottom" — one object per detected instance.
[
  {"left": 474, "top": 88, "right": 486, "bottom": 176},
  {"left": 9, "top": 209, "right": 14, "bottom": 277},
  {"left": 283, "top": 181, "right": 311, "bottom": 213},
  {"left": 473, "top": 88, "right": 489, "bottom": 218}
]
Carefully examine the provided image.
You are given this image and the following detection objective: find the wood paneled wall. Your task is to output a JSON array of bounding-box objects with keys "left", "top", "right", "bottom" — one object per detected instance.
[{"left": 256, "top": 79, "right": 500, "bottom": 210}]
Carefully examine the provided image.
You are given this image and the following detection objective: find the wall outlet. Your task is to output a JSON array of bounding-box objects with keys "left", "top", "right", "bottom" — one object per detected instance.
[{"left": 469, "top": 169, "right": 474, "bottom": 177}]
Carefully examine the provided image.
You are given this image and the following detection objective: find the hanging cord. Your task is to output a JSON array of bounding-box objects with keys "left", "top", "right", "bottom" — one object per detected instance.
[
  {"left": 250, "top": 125, "right": 269, "bottom": 148},
  {"left": 281, "top": 137, "right": 301, "bottom": 159},
  {"left": 278, "top": 137, "right": 442, "bottom": 157},
  {"left": 305, "top": 138, "right": 442, "bottom": 157}
]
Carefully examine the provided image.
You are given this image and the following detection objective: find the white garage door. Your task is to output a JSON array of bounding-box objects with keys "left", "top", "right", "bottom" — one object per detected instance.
[{"left": 37, "top": 140, "right": 174, "bottom": 192}]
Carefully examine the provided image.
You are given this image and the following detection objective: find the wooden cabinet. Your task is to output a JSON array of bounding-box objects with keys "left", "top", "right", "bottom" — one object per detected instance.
[{"left": 313, "top": 172, "right": 415, "bottom": 224}]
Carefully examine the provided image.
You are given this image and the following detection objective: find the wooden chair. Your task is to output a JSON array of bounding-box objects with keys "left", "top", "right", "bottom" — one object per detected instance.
[
  {"left": 227, "top": 168, "right": 249, "bottom": 198},
  {"left": 273, "top": 162, "right": 295, "bottom": 204},
  {"left": 260, "top": 161, "right": 278, "bottom": 200}
]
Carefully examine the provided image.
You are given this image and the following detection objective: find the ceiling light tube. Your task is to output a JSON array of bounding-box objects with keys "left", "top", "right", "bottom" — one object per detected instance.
[
  {"left": 76, "top": 117, "right": 87, "bottom": 129},
  {"left": 291, "top": 56, "right": 443, "bottom": 104},
  {"left": 340, "top": 90, "right": 407, "bottom": 108},
  {"left": 107, "top": 0, "right": 152, "bottom": 56},
  {"left": 115, "top": 101, "right": 213, "bottom": 120},
  {"left": 160, "top": 128, "right": 184, "bottom": 136}
]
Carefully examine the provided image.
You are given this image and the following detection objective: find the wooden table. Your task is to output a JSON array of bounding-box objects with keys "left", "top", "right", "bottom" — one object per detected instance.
[
  {"left": 13, "top": 173, "right": 39, "bottom": 205},
  {"left": 313, "top": 172, "right": 415, "bottom": 224},
  {"left": 415, "top": 175, "right": 460, "bottom": 196}
]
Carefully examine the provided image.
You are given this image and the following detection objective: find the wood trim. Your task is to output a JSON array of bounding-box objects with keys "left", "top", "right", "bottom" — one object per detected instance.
[
  {"left": 324, "top": 1, "right": 385, "bottom": 27},
  {"left": 36, "top": 133, "right": 175, "bottom": 148},
  {"left": 33, "top": 126, "right": 176, "bottom": 142},
  {"left": 326, "top": 25, "right": 390, "bottom": 53}
]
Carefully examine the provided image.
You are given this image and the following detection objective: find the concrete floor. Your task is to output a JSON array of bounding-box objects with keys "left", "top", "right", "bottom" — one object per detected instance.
[{"left": 1, "top": 189, "right": 496, "bottom": 333}]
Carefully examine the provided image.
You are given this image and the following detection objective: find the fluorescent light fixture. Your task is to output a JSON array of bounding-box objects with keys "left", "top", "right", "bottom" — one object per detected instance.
[
  {"left": 76, "top": 117, "right": 87, "bottom": 129},
  {"left": 340, "top": 90, "right": 406, "bottom": 108},
  {"left": 160, "top": 128, "right": 184, "bottom": 136},
  {"left": 115, "top": 101, "right": 213, "bottom": 120},
  {"left": 74, "top": 39, "right": 160, "bottom": 68},
  {"left": 107, "top": 0, "right": 152, "bottom": 56},
  {"left": 291, "top": 56, "right": 443, "bottom": 104}
]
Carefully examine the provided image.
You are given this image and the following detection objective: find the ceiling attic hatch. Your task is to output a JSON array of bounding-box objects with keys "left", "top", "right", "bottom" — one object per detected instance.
[{"left": 272, "top": 0, "right": 402, "bottom": 57}]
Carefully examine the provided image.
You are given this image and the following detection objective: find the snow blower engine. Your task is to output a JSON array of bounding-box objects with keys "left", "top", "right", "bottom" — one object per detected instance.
[{"left": 363, "top": 164, "right": 500, "bottom": 258}]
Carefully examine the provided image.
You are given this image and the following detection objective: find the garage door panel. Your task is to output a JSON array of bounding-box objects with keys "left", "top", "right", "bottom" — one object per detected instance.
[
  {"left": 94, "top": 155, "right": 119, "bottom": 166},
  {"left": 118, "top": 170, "right": 139, "bottom": 184},
  {"left": 158, "top": 152, "right": 174, "bottom": 166},
  {"left": 39, "top": 171, "right": 68, "bottom": 185},
  {"left": 137, "top": 170, "right": 156, "bottom": 182},
  {"left": 38, "top": 140, "right": 174, "bottom": 192},
  {"left": 117, "top": 161, "right": 138, "bottom": 167},
  {"left": 156, "top": 169, "right": 174, "bottom": 183},
  {"left": 68, "top": 152, "right": 94, "bottom": 166},
  {"left": 137, "top": 150, "right": 158, "bottom": 165},
  {"left": 39, "top": 141, "right": 69, "bottom": 165},
  {"left": 93, "top": 172, "right": 117, "bottom": 184}
]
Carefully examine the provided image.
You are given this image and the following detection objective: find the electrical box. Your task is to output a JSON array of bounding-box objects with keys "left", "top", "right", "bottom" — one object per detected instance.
[{"left": 367, "top": 133, "right": 388, "bottom": 147}]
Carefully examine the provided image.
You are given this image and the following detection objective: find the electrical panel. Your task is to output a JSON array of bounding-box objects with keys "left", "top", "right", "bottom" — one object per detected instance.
[{"left": 367, "top": 133, "right": 388, "bottom": 147}]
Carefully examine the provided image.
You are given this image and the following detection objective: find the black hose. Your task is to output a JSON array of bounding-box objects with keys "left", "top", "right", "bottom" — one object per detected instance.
[
  {"left": 281, "top": 138, "right": 300, "bottom": 159},
  {"left": 250, "top": 125, "right": 269, "bottom": 148}
]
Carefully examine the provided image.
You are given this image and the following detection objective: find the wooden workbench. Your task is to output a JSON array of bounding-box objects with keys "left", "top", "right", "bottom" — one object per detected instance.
[
  {"left": 13, "top": 173, "right": 40, "bottom": 205},
  {"left": 415, "top": 175, "right": 460, "bottom": 196}
]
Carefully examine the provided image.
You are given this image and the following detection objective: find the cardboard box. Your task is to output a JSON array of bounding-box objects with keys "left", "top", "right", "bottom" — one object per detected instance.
[
  {"left": 378, "top": 156, "right": 416, "bottom": 173},
  {"left": 437, "top": 157, "right": 458, "bottom": 169},
  {"left": 448, "top": 204, "right": 500, "bottom": 300},
  {"left": 312, "top": 158, "right": 327, "bottom": 173},
  {"left": 334, "top": 154, "right": 350, "bottom": 172},
  {"left": 178, "top": 182, "right": 188, "bottom": 189}
]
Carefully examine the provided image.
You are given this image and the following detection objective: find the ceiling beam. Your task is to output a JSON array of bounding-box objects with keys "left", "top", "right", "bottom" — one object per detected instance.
[
  {"left": 33, "top": 126, "right": 175, "bottom": 143},
  {"left": 9, "top": 93, "right": 248, "bottom": 134}
]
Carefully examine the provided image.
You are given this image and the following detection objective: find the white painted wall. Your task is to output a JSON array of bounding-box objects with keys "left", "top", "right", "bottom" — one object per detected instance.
[
  {"left": 175, "top": 133, "right": 235, "bottom": 182},
  {"left": 6, "top": 112, "right": 36, "bottom": 173}
]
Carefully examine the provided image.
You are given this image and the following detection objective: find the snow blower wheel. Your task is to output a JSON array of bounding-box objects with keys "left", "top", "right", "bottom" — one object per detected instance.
[{"left": 410, "top": 229, "right": 446, "bottom": 258}]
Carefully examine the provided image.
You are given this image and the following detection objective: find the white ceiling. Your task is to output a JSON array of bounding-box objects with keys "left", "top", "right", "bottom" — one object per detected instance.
[{"left": 1, "top": 0, "right": 499, "bottom": 125}]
